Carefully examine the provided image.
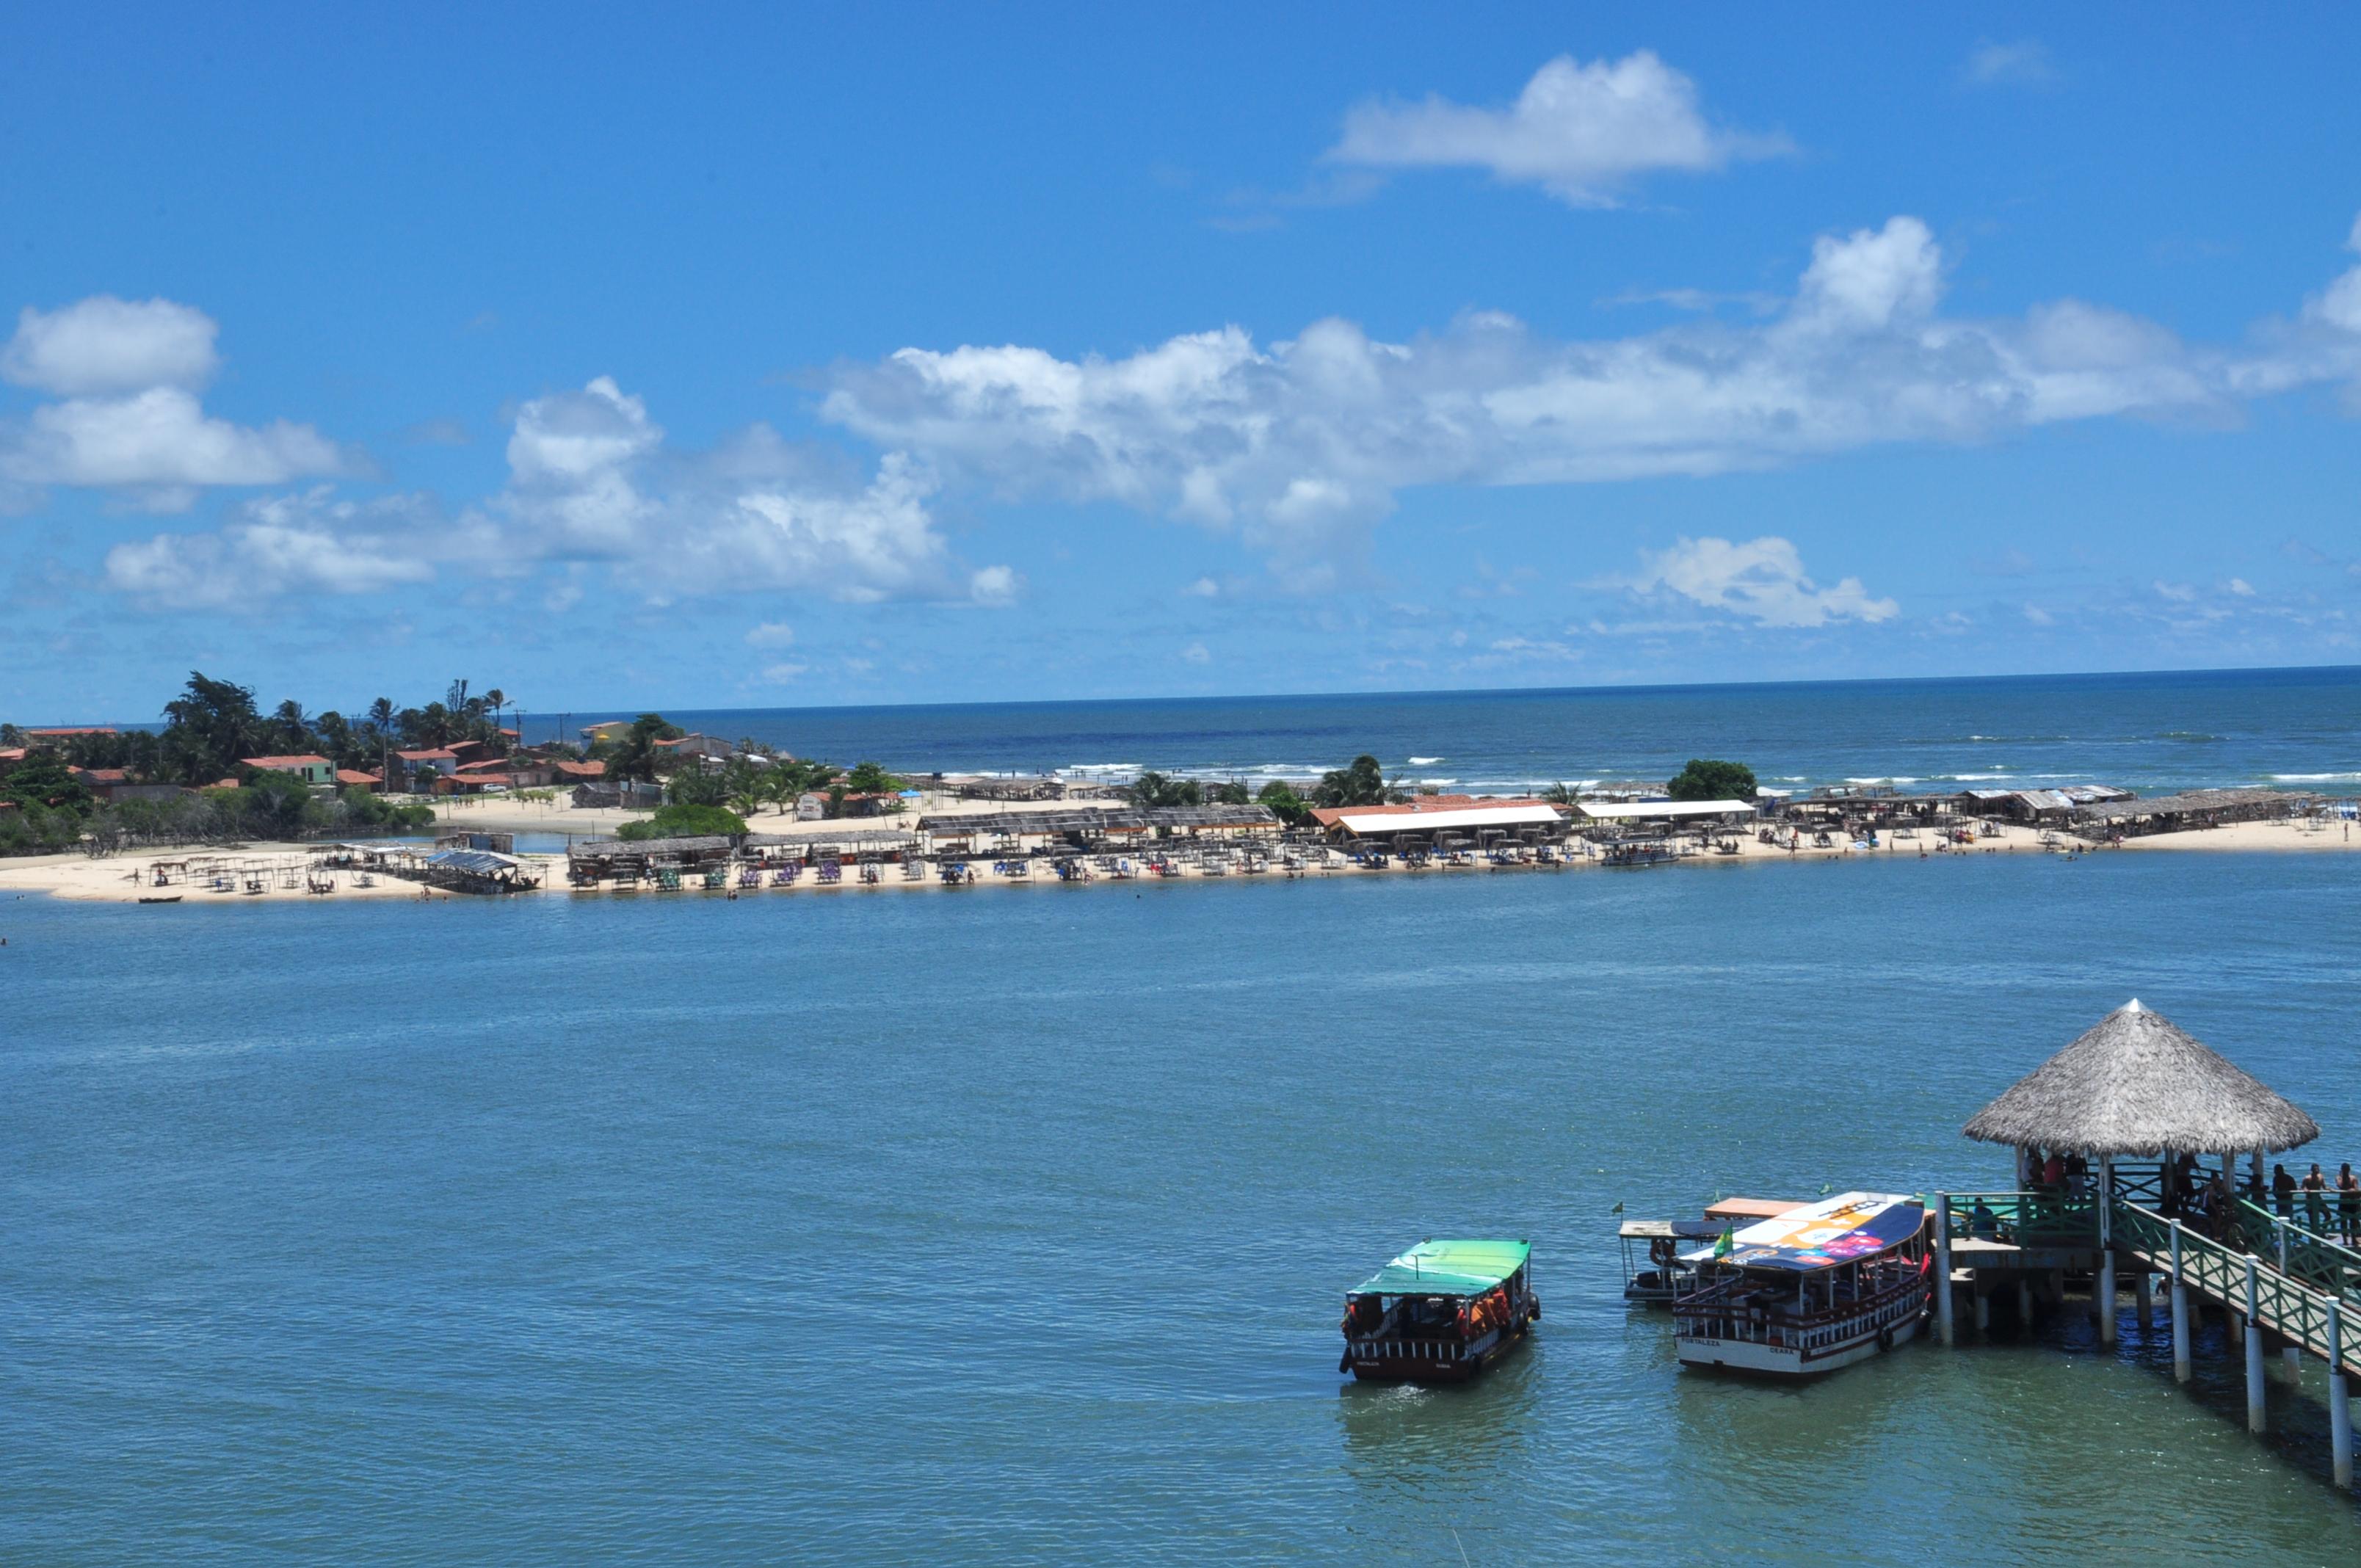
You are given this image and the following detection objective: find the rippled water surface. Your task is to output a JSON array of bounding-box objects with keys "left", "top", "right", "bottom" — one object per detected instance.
[{"left": 7, "top": 851, "right": 2361, "bottom": 1563}]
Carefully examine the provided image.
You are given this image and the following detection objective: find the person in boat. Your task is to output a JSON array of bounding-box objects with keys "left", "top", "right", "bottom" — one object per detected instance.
[
  {"left": 2303, "top": 1164, "right": 2332, "bottom": 1235},
  {"left": 2273, "top": 1163, "right": 2298, "bottom": 1220},
  {"left": 2340, "top": 1164, "right": 2361, "bottom": 1247}
]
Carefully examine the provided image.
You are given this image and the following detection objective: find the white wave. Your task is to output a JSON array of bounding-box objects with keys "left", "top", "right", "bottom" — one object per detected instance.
[
  {"left": 2271, "top": 772, "right": 2361, "bottom": 783},
  {"left": 1407, "top": 756, "right": 1445, "bottom": 766},
  {"left": 1846, "top": 776, "right": 1921, "bottom": 786}
]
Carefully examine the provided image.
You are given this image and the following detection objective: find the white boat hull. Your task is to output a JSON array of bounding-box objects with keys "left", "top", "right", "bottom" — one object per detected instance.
[{"left": 1677, "top": 1307, "right": 1923, "bottom": 1377}]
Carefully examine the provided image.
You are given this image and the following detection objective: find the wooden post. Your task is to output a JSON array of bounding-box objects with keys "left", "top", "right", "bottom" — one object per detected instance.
[
  {"left": 1934, "top": 1193, "right": 1954, "bottom": 1347},
  {"left": 2136, "top": 1271, "right": 2154, "bottom": 1330},
  {"left": 2331, "top": 1299, "right": 2353, "bottom": 1489},
  {"left": 2097, "top": 1155, "right": 2117, "bottom": 1345},
  {"left": 1973, "top": 1286, "right": 1990, "bottom": 1335},
  {"left": 2169, "top": 1222, "right": 2191, "bottom": 1384},
  {"left": 2017, "top": 1276, "right": 2034, "bottom": 1327},
  {"left": 2245, "top": 1257, "right": 2267, "bottom": 1434}
]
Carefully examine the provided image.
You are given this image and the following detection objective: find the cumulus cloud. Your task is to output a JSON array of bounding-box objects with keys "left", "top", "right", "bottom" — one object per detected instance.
[
  {"left": 101, "top": 375, "right": 1015, "bottom": 609},
  {"left": 1628, "top": 536, "right": 1897, "bottom": 628},
  {"left": 2308, "top": 214, "right": 2361, "bottom": 334},
  {"left": 0, "top": 297, "right": 347, "bottom": 505},
  {"left": 1965, "top": 40, "right": 2059, "bottom": 89},
  {"left": 105, "top": 488, "right": 436, "bottom": 608},
  {"left": 1326, "top": 52, "right": 1789, "bottom": 207},
  {"left": 2, "top": 297, "right": 220, "bottom": 396},
  {"left": 825, "top": 214, "right": 2310, "bottom": 584},
  {"left": 744, "top": 621, "right": 797, "bottom": 647}
]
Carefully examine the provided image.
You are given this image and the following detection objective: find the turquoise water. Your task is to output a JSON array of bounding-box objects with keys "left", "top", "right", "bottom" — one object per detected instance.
[{"left": 7, "top": 852, "right": 2361, "bottom": 1562}]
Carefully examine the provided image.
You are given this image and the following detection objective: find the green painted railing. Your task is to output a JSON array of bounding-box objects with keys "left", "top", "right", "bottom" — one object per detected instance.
[
  {"left": 1940, "top": 1191, "right": 2100, "bottom": 1247},
  {"left": 2229, "top": 1198, "right": 2361, "bottom": 1302},
  {"left": 2114, "top": 1200, "right": 2361, "bottom": 1378}
]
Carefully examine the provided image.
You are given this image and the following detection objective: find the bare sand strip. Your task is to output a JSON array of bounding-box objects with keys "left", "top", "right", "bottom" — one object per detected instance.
[{"left": 3, "top": 812, "right": 2353, "bottom": 910}]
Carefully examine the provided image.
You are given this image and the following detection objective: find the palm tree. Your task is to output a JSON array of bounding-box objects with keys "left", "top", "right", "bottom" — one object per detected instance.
[{"left": 1540, "top": 781, "right": 1578, "bottom": 806}]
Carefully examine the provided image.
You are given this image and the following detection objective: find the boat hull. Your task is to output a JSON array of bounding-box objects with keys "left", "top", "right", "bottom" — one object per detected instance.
[
  {"left": 1344, "top": 1317, "right": 1534, "bottom": 1384},
  {"left": 1676, "top": 1304, "right": 1923, "bottom": 1378}
]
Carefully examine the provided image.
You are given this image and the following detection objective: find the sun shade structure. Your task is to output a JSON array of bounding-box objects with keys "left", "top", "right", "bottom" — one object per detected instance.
[
  {"left": 1679, "top": 1192, "right": 1924, "bottom": 1271},
  {"left": 1352, "top": 1239, "right": 1530, "bottom": 1297},
  {"left": 1962, "top": 999, "right": 2319, "bottom": 1157}
]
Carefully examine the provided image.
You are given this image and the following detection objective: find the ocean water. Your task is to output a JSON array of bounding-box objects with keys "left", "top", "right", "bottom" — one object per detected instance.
[
  {"left": 532, "top": 664, "right": 2361, "bottom": 797},
  {"left": 7, "top": 849, "right": 2361, "bottom": 1563}
]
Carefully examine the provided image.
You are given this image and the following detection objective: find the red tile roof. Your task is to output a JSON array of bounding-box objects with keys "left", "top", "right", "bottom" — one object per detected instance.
[
  {"left": 454, "top": 758, "right": 510, "bottom": 772},
  {"left": 73, "top": 767, "right": 130, "bottom": 783},
  {"left": 241, "top": 754, "right": 330, "bottom": 770},
  {"left": 554, "top": 759, "right": 607, "bottom": 777},
  {"left": 0, "top": 748, "right": 24, "bottom": 763},
  {"left": 396, "top": 748, "right": 458, "bottom": 761},
  {"left": 334, "top": 769, "right": 382, "bottom": 785}
]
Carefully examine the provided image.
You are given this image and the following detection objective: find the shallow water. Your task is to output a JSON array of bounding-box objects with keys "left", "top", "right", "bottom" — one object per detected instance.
[{"left": 5, "top": 852, "right": 2360, "bottom": 1562}]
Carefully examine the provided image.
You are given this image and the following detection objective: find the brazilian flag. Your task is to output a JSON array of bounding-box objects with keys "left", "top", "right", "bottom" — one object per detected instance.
[{"left": 1713, "top": 1226, "right": 1735, "bottom": 1259}]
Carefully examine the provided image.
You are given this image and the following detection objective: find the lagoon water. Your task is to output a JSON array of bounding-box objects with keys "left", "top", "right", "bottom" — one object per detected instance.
[{"left": 7, "top": 847, "right": 2361, "bottom": 1562}]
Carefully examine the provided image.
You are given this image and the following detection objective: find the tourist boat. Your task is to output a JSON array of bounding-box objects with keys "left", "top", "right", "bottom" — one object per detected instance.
[
  {"left": 1618, "top": 1219, "right": 1722, "bottom": 1305},
  {"left": 1338, "top": 1238, "right": 1539, "bottom": 1383},
  {"left": 1671, "top": 1191, "right": 1931, "bottom": 1377}
]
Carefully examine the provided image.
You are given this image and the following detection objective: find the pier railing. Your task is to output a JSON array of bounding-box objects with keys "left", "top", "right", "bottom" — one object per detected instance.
[
  {"left": 1937, "top": 1191, "right": 2100, "bottom": 1248},
  {"left": 2113, "top": 1200, "right": 2361, "bottom": 1379},
  {"left": 2228, "top": 1198, "right": 2361, "bottom": 1302}
]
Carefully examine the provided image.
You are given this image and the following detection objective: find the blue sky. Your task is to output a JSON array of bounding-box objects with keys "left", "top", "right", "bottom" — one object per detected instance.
[{"left": 6, "top": 4, "right": 2361, "bottom": 722}]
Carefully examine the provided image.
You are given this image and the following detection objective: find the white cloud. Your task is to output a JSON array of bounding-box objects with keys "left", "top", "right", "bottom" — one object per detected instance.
[
  {"left": 4, "top": 387, "right": 347, "bottom": 495},
  {"left": 1179, "top": 642, "right": 1211, "bottom": 664},
  {"left": 1325, "top": 52, "right": 1789, "bottom": 207},
  {"left": 758, "top": 661, "right": 809, "bottom": 683},
  {"left": 2154, "top": 579, "right": 2197, "bottom": 602},
  {"left": 744, "top": 621, "right": 797, "bottom": 647},
  {"left": 101, "top": 376, "right": 1015, "bottom": 609},
  {"left": 105, "top": 488, "right": 435, "bottom": 608},
  {"left": 826, "top": 214, "right": 2288, "bottom": 583},
  {"left": 2229, "top": 578, "right": 2255, "bottom": 596},
  {"left": 968, "top": 564, "right": 1020, "bottom": 605},
  {"left": 2024, "top": 603, "right": 2055, "bottom": 625},
  {"left": 3, "top": 297, "right": 220, "bottom": 396},
  {"left": 2308, "top": 214, "right": 2361, "bottom": 334},
  {"left": 1628, "top": 536, "right": 1897, "bottom": 628},
  {"left": 1965, "top": 40, "right": 2059, "bottom": 89},
  {"left": 1183, "top": 576, "right": 1221, "bottom": 598},
  {"left": 0, "top": 297, "right": 346, "bottom": 505}
]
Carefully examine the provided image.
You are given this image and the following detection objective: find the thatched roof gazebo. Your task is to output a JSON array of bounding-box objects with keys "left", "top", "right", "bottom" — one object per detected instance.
[{"left": 1965, "top": 999, "right": 2318, "bottom": 1158}]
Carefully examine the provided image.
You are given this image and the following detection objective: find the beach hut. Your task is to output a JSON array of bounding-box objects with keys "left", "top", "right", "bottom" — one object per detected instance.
[{"left": 1961, "top": 998, "right": 2317, "bottom": 1344}]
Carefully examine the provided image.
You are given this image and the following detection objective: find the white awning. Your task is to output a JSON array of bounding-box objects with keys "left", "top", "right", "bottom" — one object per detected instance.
[
  {"left": 1578, "top": 799, "right": 1755, "bottom": 820},
  {"left": 1332, "top": 804, "right": 1562, "bottom": 835}
]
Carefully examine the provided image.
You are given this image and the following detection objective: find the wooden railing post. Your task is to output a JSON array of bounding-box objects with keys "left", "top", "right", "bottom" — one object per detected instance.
[
  {"left": 2169, "top": 1221, "right": 2192, "bottom": 1383},
  {"left": 2331, "top": 1299, "right": 2354, "bottom": 1489},
  {"left": 2245, "top": 1257, "right": 2267, "bottom": 1434},
  {"left": 1934, "top": 1194, "right": 1954, "bottom": 1347}
]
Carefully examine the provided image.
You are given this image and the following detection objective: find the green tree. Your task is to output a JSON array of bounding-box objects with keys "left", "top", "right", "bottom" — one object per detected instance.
[
  {"left": 602, "top": 713, "right": 683, "bottom": 782},
  {"left": 161, "top": 671, "right": 264, "bottom": 782},
  {"left": 1540, "top": 781, "right": 1579, "bottom": 805},
  {"left": 0, "top": 757, "right": 93, "bottom": 815},
  {"left": 615, "top": 802, "right": 747, "bottom": 841},
  {"left": 1124, "top": 770, "right": 1203, "bottom": 808},
  {"left": 667, "top": 764, "right": 730, "bottom": 807},
  {"left": 844, "top": 760, "right": 904, "bottom": 794},
  {"left": 1255, "top": 780, "right": 1310, "bottom": 825},
  {"left": 1666, "top": 758, "right": 1758, "bottom": 802},
  {"left": 1310, "top": 754, "right": 1393, "bottom": 808},
  {"left": 1206, "top": 780, "right": 1252, "bottom": 806}
]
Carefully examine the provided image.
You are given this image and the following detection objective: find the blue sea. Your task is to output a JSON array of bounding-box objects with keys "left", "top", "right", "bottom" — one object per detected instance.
[
  {"left": 536, "top": 664, "right": 2361, "bottom": 796},
  {"left": 9, "top": 668, "right": 2361, "bottom": 1563}
]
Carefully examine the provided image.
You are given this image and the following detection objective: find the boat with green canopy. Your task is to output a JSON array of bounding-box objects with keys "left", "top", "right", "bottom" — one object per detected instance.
[{"left": 1338, "top": 1238, "right": 1540, "bottom": 1383}]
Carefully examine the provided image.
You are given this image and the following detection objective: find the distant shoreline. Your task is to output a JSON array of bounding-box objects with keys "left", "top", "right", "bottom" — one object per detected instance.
[{"left": 4, "top": 811, "right": 2354, "bottom": 909}]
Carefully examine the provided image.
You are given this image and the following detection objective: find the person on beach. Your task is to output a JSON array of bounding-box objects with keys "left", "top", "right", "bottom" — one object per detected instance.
[
  {"left": 2302, "top": 1164, "right": 2331, "bottom": 1234},
  {"left": 2340, "top": 1164, "right": 2361, "bottom": 1247},
  {"left": 2274, "top": 1163, "right": 2298, "bottom": 1219}
]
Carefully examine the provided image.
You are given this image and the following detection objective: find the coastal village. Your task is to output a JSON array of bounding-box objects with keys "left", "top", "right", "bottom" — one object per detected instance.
[{"left": 3, "top": 676, "right": 2357, "bottom": 904}]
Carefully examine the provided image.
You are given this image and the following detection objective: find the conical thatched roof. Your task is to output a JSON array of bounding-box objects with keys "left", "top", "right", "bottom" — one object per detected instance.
[{"left": 1963, "top": 1000, "right": 2319, "bottom": 1157}]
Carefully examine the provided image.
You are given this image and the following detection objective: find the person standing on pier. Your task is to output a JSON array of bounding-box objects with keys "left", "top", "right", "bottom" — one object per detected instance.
[
  {"left": 2274, "top": 1163, "right": 2298, "bottom": 1219},
  {"left": 2338, "top": 1164, "right": 2361, "bottom": 1246},
  {"left": 2302, "top": 1164, "right": 2331, "bottom": 1234}
]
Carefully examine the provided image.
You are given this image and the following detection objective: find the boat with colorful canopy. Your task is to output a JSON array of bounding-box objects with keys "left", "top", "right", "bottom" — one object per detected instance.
[
  {"left": 1338, "top": 1238, "right": 1539, "bottom": 1383},
  {"left": 1671, "top": 1191, "right": 1931, "bottom": 1376}
]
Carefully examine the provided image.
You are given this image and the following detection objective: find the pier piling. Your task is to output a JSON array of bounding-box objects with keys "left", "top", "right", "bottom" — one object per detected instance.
[
  {"left": 2135, "top": 1271, "right": 2153, "bottom": 1330},
  {"left": 1934, "top": 1194, "right": 1954, "bottom": 1347},
  {"left": 2017, "top": 1277, "right": 2034, "bottom": 1326},
  {"left": 2098, "top": 1252, "right": 2117, "bottom": 1345},
  {"left": 2330, "top": 1301, "right": 2353, "bottom": 1489},
  {"left": 2169, "top": 1222, "right": 2191, "bottom": 1384},
  {"left": 2244, "top": 1257, "right": 2267, "bottom": 1434}
]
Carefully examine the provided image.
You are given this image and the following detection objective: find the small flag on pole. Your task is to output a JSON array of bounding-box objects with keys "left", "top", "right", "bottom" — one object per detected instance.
[{"left": 1610, "top": 1201, "right": 1623, "bottom": 1215}]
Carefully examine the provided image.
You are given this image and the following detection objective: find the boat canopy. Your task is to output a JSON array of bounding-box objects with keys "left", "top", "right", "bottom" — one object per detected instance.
[
  {"left": 1682, "top": 1191, "right": 1924, "bottom": 1272},
  {"left": 1352, "top": 1238, "right": 1530, "bottom": 1298},
  {"left": 1619, "top": 1219, "right": 1725, "bottom": 1241}
]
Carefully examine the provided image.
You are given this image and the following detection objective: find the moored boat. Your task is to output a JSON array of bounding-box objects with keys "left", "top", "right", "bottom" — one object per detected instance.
[
  {"left": 1672, "top": 1191, "right": 1930, "bottom": 1377},
  {"left": 1338, "top": 1238, "right": 1539, "bottom": 1383}
]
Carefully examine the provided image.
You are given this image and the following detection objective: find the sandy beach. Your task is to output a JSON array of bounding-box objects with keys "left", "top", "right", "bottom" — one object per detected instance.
[{"left": 5, "top": 807, "right": 2354, "bottom": 910}]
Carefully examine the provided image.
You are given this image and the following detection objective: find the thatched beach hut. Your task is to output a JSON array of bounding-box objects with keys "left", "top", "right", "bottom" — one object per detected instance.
[
  {"left": 1959, "top": 998, "right": 2318, "bottom": 1346},
  {"left": 1964, "top": 999, "right": 2318, "bottom": 1160}
]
